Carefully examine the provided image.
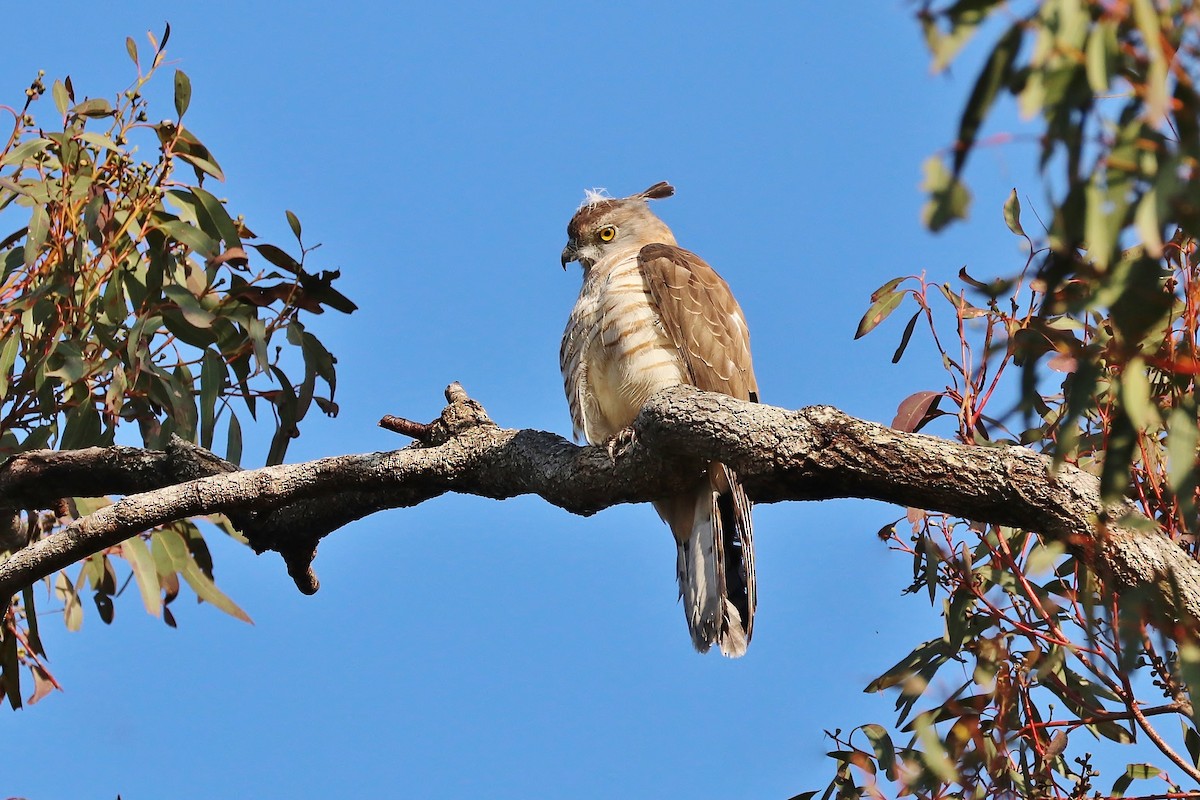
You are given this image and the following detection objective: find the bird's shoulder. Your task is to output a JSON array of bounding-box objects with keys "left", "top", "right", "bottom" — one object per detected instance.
[{"left": 634, "top": 243, "right": 759, "bottom": 401}]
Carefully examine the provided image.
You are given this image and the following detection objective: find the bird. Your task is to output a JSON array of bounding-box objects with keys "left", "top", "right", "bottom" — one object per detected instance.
[{"left": 559, "top": 181, "right": 759, "bottom": 657}]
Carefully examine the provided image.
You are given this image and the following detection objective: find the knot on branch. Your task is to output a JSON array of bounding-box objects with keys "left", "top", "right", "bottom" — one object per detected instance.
[
  {"left": 281, "top": 541, "right": 320, "bottom": 595},
  {"left": 380, "top": 382, "right": 496, "bottom": 445},
  {"left": 165, "top": 435, "right": 239, "bottom": 481},
  {"left": 0, "top": 511, "right": 28, "bottom": 552}
]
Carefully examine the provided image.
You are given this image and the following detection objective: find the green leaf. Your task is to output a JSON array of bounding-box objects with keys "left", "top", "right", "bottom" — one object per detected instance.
[
  {"left": 72, "top": 98, "right": 113, "bottom": 118},
  {"left": 1119, "top": 357, "right": 1153, "bottom": 431},
  {"left": 937, "top": 283, "right": 986, "bottom": 318},
  {"left": 175, "top": 363, "right": 200, "bottom": 441},
  {"left": 152, "top": 216, "right": 218, "bottom": 258},
  {"left": 266, "top": 366, "right": 298, "bottom": 466},
  {"left": 121, "top": 536, "right": 162, "bottom": 618},
  {"left": 22, "top": 425, "right": 53, "bottom": 452},
  {"left": 51, "top": 79, "right": 69, "bottom": 116},
  {"left": 861, "top": 724, "right": 896, "bottom": 781},
  {"left": 1180, "top": 641, "right": 1200, "bottom": 736},
  {"left": 1054, "top": 355, "right": 1101, "bottom": 467},
  {"left": 1127, "top": 763, "right": 1163, "bottom": 780},
  {"left": 0, "top": 621, "right": 21, "bottom": 709},
  {"left": 1107, "top": 257, "right": 1172, "bottom": 348},
  {"left": 93, "top": 591, "right": 114, "bottom": 625},
  {"left": 207, "top": 513, "right": 246, "bottom": 543},
  {"left": 1084, "top": 176, "right": 1116, "bottom": 270},
  {"left": 926, "top": 0, "right": 1007, "bottom": 73},
  {"left": 60, "top": 401, "right": 102, "bottom": 450},
  {"left": 1026, "top": 541, "right": 1065, "bottom": 576},
  {"left": 1134, "top": 188, "right": 1163, "bottom": 258},
  {"left": 891, "top": 311, "right": 922, "bottom": 364},
  {"left": 1003, "top": 188, "right": 1025, "bottom": 237},
  {"left": 49, "top": 335, "right": 91, "bottom": 384},
  {"left": 286, "top": 209, "right": 302, "bottom": 242},
  {"left": 55, "top": 572, "right": 83, "bottom": 632},
  {"left": 866, "top": 638, "right": 953, "bottom": 694},
  {"left": 1018, "top": 64, "right": 1045, "bottom": 121},
  {"left": 174, "top": 69, "right": 192, "bottom": 118},
  {"left": 298, "top": 274, "right": 358, "bottom": 314},
  {"left": 1186, "top": 723, "right": 1200, "bottom": 768},
  {"left": 162, "top": 309, "right": 218, "bottom": 350},
  {"left": 913, "top": 711, "right": 959, "bottom": 783},
  {"left": 16, "top": 590, "right": 42, "bottom": 663},
  {"left": 125, "top": 36, "right": 139, "bottom": 66},
  {"left": 78, "top": 132, "right": 119, "bottom": 153},
  {"left": 226, "top": 411, "right": 243, "bottom": 466},
  {"left": 921, "top": 534, "right": 940, "bottom": 603},
  {"left": 151, "top": 531, "right": 177, "bottom": 574},
  {"left": 171, "top": 127, "right": 225, "bottom": 181},
  {"left": 250, "top": 243, "right": 302, "bottom": 274},
  {"left": 181, "top": 555, "right": 252, "bottom": 623},
  {"left": 1113, "top": 762, "right": 1164, "bottom": 797},
  {"left": 855, "top": 290, "right": 904, "bottom": 339},
  {"left": 1085, "top": 19, "right": 1116, "bottom": 93},
  {"left": 300, "top": 329, "right": 336, "bottom": 388},
  {"left": 1100, "top": 408, "right": 1137, "bottom": 504},
  {"left": 247, "top": 315, "right": 269, "bottom": 374},
  {"left": 163, "top": 284, "right": 216, "bottom": 328},
  {"left": 921, "top": 155, "right": 972, "bottom": 231},
  {"left": 24, "top": 205, "right": 49, "bottom": 268},
  {"left": 228, "top": 349, "right": 255, "bottom": 419},
  {"left": 181, "top": 522, "right": 215, "bottom": 577},
  {"left": 200, "top": 349, "right": 224, "bottom": 450},
  {"left": 1168, "top": 402, "right": 1199, "bottom": 497},
  {"left": 1131, "top": 0, "right": 1168, "bottom": 123},
  {"left": 0, "top": 333, "right": 19, "bottom": 399},
  {"left": 869, "top": 276, "right": 905, "bottom": 302},
  {"left": 952, "top": 21, "right": 1021, "bottom": 176},
  {"left": 0, "top": 137, "right": 50, "bottom": 168},
  {"left": 189, "top": 186, "right": 242, "bottom": 250},
  {"left": 176, "top": 150, "right": 225, "bottom": 182}
]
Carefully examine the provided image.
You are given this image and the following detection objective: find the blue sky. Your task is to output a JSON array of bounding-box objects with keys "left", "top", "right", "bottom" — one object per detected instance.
[{"left": 6, "top": 4, "right": 1046, "bottom": 798}]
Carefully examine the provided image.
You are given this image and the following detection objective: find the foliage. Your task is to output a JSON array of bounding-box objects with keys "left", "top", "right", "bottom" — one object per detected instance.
[
  {"left": 810, "top": 1, "right": 1200, "bottom": 797},
  {"left": 0, "top": 27, "right": 354, "bottom": 709}
]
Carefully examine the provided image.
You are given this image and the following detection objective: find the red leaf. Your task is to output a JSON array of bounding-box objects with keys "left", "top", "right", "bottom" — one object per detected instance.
[
  {"left": 208, "top": 246, "right": 249, "bottom": 268},
  {"left": 892, "top": 391, "right": 943, "bottom": 433},
  {"left": 1047, "top": 352, "right": 1078, "bottom": 373},
  {"left": 27, "top": 665, "right": 58, "bottom": 705}
]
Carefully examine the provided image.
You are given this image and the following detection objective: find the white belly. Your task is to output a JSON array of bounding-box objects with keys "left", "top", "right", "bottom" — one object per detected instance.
[{"left": 562, "top": 256, "right": 687, "bottom": 443}]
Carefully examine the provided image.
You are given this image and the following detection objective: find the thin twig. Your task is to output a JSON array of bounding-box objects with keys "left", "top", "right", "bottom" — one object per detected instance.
[{"left": 379, "top": 415, "right": 433, "bottom": 443}]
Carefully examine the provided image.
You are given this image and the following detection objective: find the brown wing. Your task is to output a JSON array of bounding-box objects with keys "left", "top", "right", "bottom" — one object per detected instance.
[
  {"left": 637, "top": 243, "right": 758, "bottom": 402},
  {"left": 641, "top": 243, "right": 758, "bottom": 655}
]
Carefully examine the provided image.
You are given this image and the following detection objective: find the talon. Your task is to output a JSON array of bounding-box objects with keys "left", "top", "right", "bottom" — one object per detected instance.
[{"left": 605, "top": 427, "right": 637, "bottom": 461}]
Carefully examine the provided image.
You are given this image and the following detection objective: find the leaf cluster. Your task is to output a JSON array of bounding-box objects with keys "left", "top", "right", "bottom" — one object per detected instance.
[
  {"left": 822, "top": 1, "right": 1200, "bottom": 796},
  {"left": 0, "top": 29, "right": 355, "bottom": 708}
]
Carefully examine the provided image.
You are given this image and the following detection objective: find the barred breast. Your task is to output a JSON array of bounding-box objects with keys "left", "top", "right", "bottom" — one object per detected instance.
[{"left": 561, "top": 253, "right": 688, "bottom": 443}]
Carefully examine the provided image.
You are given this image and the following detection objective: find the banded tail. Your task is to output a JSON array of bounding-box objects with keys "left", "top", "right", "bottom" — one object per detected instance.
[{"left": 655, "top": 463, "right": 756, "bottom": 657}]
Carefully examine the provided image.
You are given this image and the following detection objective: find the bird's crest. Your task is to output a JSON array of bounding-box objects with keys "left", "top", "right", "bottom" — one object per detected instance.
[
  {"left": 635, "top": 181, "right": 675, "bottom": 201},
  {"left": 578, "top": 188, "right": 612, "bottom": 211},
  {"left": 576, "top": 182, "right": 674, "bottom": 212},
  {"left": 568, "top": 182, "right": 676, "bottom": 240}
]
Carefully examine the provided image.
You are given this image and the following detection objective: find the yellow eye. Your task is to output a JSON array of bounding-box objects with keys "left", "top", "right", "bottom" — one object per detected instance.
[{"left": 598, "top": 226, "right": 616, "bottom": 242}]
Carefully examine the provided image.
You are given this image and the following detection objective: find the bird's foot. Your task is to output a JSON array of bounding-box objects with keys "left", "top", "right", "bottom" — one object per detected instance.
[{"left": 605, "top": 427, "right": 637, "bottom": 462}]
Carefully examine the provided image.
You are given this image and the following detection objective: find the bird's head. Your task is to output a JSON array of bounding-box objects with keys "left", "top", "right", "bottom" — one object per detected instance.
[{"left": 561, "top": 181, "right": 677, "bottom": 270}]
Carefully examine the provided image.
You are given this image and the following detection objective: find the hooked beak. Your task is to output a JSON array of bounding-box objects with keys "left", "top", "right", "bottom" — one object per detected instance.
[{"left": 561, "top": 239, "right": 578, "bottom": 270}]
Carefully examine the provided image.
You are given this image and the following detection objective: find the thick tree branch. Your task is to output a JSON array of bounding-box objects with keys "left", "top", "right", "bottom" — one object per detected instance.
[{"left": 1, "top": 384, "right": 1196, "bottom": 630}]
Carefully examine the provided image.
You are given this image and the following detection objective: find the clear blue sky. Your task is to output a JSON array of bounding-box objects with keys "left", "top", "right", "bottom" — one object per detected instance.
[{"left": 7, "top": 4, "right": 1042, "bottom": 798}]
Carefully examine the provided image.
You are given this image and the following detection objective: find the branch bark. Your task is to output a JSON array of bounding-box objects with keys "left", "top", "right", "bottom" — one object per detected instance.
[{"left": 1, "top": 384, "right": 1196, "bottom": 630}]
